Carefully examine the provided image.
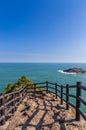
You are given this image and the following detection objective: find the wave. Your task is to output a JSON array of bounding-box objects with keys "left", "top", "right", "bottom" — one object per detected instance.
[{"left": 58, "top": 70, "right": 77, "bottom": 75}]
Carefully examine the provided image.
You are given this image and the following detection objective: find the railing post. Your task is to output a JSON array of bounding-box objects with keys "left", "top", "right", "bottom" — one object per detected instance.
[
  {"left": 1, "top": 93, "right": 5, "bottom": 125},
  {"left": 12, "top": 93, "right": 15, "bottom": 114},
  {"left": 76, "top": 82, "right": 81, "bottom": 121},
  {"left": 66, "top": 84, "right": 69, "bottom": 110},
  {"left": 55, "top": 83, "right": 57, "bottom": 98},
  {"left": 46, "top": 81, "right": 48, "bottom": 93},
  {"left": 61, "top": 85, "right": 63, "bottom": 105}
]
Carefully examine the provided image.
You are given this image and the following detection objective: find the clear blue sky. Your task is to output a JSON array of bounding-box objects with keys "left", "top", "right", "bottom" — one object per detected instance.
[{"left": 0, "top": 0, "right": 86, "bottom": 62}]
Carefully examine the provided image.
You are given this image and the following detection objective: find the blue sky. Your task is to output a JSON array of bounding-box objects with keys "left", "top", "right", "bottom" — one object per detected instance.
[{"left": 0, "top": 0, "right": 86, "bottom": 62}]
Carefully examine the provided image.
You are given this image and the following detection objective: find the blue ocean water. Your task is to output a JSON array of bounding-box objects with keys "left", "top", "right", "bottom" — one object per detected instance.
[
  {"left": 0, "top": 63, "right": 86, "bottom": 92},
  {"left": 0, "top": 63, "right": 86, "bottom": 112}
]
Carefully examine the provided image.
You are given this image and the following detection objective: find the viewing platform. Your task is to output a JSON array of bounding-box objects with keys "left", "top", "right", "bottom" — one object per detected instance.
[{"left": 0, "top": 81, "right": 86, "bottom": 130}]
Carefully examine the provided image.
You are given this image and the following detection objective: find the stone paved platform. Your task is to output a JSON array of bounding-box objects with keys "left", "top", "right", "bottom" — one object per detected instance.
[{"left": 0, "top": 92, "right": 86, "bottom": 130}]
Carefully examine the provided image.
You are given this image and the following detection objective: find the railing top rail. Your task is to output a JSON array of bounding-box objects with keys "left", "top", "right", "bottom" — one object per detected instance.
[
  {"left": 62, "top": 85, "right": 66, "bottom": 88},
  {"left": 47, "top": 82, "right": 56, "bottom": 85},
  {"left": 4, "top": 91, "right": 19, "bottom": 97},
  {"left": 0, "top": 84, "right": 27, "bottom": 99},
  {"left": 35, "top": 82, "right": 46, "bottom": 85},
  {"left": 81, "top": 86, "right": 86, "bottom": 91},
  {"left": 61, "top": 85, "right": 76, "bottom": 89},
  {"left": 57, "top": 84, "right": 61, "bottom": 87},
  {"left": 69, "top": 85, "right": 76, "bottom": 88}
]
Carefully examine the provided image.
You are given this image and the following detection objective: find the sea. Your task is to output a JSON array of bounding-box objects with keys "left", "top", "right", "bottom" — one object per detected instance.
[{"left": 0, "top": 63, "right": 86, "bottom": 112}]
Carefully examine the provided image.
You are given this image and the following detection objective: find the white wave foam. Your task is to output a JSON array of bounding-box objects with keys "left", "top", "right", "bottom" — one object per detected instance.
[{"left": 58, "top": 70, "right": 77, "bottom": 75}]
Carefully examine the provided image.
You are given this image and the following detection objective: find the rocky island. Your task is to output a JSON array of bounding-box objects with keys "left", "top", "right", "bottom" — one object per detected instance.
[{"left": 63, "top": 68, "right": 86, "bottom": 73}]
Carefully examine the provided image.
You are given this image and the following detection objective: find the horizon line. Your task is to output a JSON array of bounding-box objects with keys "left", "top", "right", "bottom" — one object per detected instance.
[{"left": 0, "top": 62, "right": 86, "bottom": 64}]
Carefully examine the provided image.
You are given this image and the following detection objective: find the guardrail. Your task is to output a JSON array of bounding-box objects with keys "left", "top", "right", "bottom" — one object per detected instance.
[
  {"left": 0, "top": 85, "right": 27, "bottom": 125},
  {"left": 0, "top": 81, "right": 86, "bottom": 126},
  {"left": 46, "top": 81, "right": 86, "bottom": 121}
]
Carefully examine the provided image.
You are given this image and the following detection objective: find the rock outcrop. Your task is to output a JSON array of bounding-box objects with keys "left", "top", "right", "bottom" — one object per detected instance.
[{"left": 63, "top": 68, "right": 86, "bottom": 73}]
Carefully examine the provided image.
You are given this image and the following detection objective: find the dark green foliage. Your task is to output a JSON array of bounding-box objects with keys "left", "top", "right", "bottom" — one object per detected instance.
[
  {"left": 4, "top": 83, "right": 13, "bottom": 93},
  {"left": 4, "top": 75, "right": 34, "bottom": 93}
]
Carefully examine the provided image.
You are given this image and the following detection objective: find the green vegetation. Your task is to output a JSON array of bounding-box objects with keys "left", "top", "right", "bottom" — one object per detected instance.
[
  {"left": 4, "top": 75, "right": 45, "bottom": 94},
  {"left": 4, "top": 75, "right": 34, "bottom": 93},
  {"left": 4, "top": 83, "right": 13, "bottom": 93},
  {"left": 4, "top": 75, "right": 46, "bottom": 93}
]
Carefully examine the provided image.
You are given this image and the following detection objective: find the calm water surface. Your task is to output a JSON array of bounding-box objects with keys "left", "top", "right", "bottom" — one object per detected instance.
[{"left": 0, "top": 63, "right": 86, "bottom": 112}]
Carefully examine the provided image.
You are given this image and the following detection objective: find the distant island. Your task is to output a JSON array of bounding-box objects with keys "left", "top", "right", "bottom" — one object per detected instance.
[{"left": 63, "top": 68, "right": 86, "bottom": 73}]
